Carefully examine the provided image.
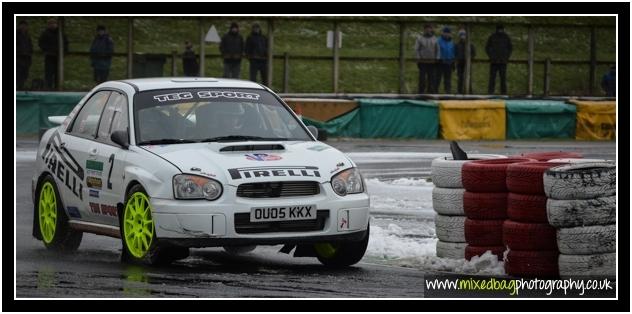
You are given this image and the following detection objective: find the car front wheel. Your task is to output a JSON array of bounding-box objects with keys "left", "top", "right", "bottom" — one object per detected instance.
[
  {"left": 120, "top": 185, "right": 188, "bottom": 265},
  {"left": 314, "top": 224, "right": 370, "bottom": 267}
]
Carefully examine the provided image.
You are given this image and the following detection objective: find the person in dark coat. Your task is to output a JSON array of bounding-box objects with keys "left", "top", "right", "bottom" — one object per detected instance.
[
  {"left": 485, "top": 24, "right": 512, "bottom": 95},
  {"left": 89, "top": 25, "right": 114, "bottom": 84},
  {"left": 38, "top": 18, "right": 68, "bottom": 90},
  {"left": 414, "top": 24, "right": 440, "bottom": 94},
  {"left": 455, "top": 28, "right": 476, "bottom": 94},
  {"left": 219, "top": 22, "right": 244, "bottom": 79},
  {"left": 182, "top": 41, "right": 199, "bottom": 76},
  {"left": 17, "top": 20, "right": 33, "bottom": 90},
  {"left": 245, "top": 23, "right": 268, "bottom": 85},
  {"left": 601, "top": 65, "right": 615, "bottom": 97}
]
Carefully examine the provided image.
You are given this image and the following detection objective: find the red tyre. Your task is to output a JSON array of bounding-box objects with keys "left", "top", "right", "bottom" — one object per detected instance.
[
  {"left": 507, "top": 193, "right": 548, "bottom": 223},
  {"left": 463, "top": 192, "right": 507, "bottom": 219},
  {"left": 462, "top": 158, "right": 535, "bottom": 192},
  {"left": 505, "top": 250, "right": 559, "bottom": 278},
  {"left": 464, "top": 218, "right": 504, "bottom": 246},
  {"left": 465, "top": 245, "right": 506, "bottom": 261},
  {"left": 502, "top": 220, "right": 557, "bottom": 251},
  {"left": 506, "top": 161, "right": 568, "bottom": 194},
  {"left": 511, "top": 151, "right": 582, "bottom": 162}
]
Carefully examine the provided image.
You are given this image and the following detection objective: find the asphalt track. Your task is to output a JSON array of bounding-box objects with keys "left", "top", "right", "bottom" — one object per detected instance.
[{"left": 14, "top": 138, "right": 616, "bottom": 298}]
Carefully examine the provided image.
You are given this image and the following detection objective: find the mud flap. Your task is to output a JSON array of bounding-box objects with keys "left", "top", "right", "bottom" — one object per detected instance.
[
  {"left": 293, "top": 244, "right": 318, "bottom": 257},
  {"left": 279, "top": 244, "right": 295, "bottom": 254}
]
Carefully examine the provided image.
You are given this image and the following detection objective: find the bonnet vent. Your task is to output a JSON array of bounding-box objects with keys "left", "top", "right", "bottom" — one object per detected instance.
[{"left": 219, "top": 144, "right": 285, "bottom": 152}]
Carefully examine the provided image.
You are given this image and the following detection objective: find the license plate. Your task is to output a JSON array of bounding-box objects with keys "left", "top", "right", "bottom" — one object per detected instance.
[{"left": 250, "top": 205, "right": 317, "bottom": 222}]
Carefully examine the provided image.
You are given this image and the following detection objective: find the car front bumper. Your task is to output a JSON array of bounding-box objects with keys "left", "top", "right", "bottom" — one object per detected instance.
[{"left": 150, "top": 183, "right": 370, "bottom": 247}]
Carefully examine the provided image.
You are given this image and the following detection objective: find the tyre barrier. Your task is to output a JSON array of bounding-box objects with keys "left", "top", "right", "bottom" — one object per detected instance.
[
  {"left": 432, "top": 187, "right": 465, "bottom": 216},
  {"left": 430, "top": 154, "right": 507, "bottom": 188},
  {"left": 556, "top": 225, "right": 616, "bottom": 255},
  {"left": 506, "top": 162, "right": 568, "bottom": 195},
  {"left": 502, "top": 220, "right": 557, "bottom": 251},
  {"left": 547, "top": 196, "right": 616, "bottom": 228},
  {"left": 511, "top": 151, "right": 582, "bottom": 162},
  {"left": 461, "top": 158, "right": 535, "bottom": 192},
  {"left": 436, "top": 241, "right": 467, "bottom": 259},
  {"left": 507, "top": 193, "right": 549, "bottom": 223},
  {"left": 558, "top": 253, "right": 615, "bottom": 279},
  {"left": 463, "top": 192, "right": 507, "bottom": 220},
  {"left": 465, "top": 245, "right": 506, "bottom": 261},
  {"left": 434, "top": 214, "right": 466, "bottom": 243},
  {"left": 505, "top": 250, "right": 560, "bottom": 277},
  {"left": 548, "top": 158, "right": 609, "bottom": 163},
  {"left": 464, "top": 218, "right": 504, "bottom": 246},
  {"left": 543, "top": 162, "right": 616, "bottom": 200}
]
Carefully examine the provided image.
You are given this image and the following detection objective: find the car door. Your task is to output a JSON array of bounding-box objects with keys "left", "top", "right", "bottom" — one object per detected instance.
[
  {"left": 90, "top": 91, "right": 130, "bottom": 226},
  {"left": 63, "top": 90, "right": 111, "bottom": 223}
]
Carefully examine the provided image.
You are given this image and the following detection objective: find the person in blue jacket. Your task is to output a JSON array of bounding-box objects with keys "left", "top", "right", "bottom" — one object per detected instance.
[
  {"left": 90, "top": 25, "right": 114, "bottom": 84},
  {"left": 436, "top": 27, "right": 456, "bottom": 94},
  {"left": 600, "top": 65, "right": 615, "bottom": 97}
]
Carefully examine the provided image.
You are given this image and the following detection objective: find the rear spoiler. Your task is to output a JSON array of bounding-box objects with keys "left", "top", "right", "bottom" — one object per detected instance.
[{"left": 48, "top": 116, "right": 67, "bottom": 125}]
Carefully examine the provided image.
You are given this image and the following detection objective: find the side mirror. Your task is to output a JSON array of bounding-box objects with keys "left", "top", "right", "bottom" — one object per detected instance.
[
  {"left": 317, "top": 129, "right": 328, "bottom": 141},
  {"left": 307, "top": 125, "right": 319, "bottom": 139},
  {"left": 111, "top": 130, "right": 129, "bottom": 149}
]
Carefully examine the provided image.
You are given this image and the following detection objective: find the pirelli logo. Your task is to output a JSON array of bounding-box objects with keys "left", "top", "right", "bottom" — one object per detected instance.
[{"left": 228, "top": 166, "right": 320, "bottom": 180}]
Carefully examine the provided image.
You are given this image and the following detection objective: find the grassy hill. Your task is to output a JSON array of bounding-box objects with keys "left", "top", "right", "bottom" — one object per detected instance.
[{"left": 19, "top": 16, "right": 615, "bottom": 95}]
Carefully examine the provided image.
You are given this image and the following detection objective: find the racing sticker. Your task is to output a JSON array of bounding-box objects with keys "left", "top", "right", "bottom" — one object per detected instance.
[
  {"left": 41, "top": 131, "right": 84, "bottom": 200},
  {"left": 153, "top": 91, "right": 260, "bottom": 102},
  {"left": 86, "top": 160, "right": 104, "bottom": 176},
  {"left": 228, "top": 166, "right": 320, "bottom": 180},
  {"left": 66, "top": 206, "right": 81, "bottom": 219},
  {"left": 89, "top": 202, "right": 117, "bottom": 217},
  {"left": 245, "top": 153, "right": 282, "bottom": 161},
  {"left": 89, "top": 189, "right": 99, "bottom": 198},
  {"left": 86, "top": 176, "right": 103, "bottom": 189}
]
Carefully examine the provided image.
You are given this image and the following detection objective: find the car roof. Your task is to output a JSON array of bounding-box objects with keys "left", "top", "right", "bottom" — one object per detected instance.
[{"left": 118, "top": 77, "right": 266, "bottom": 92}]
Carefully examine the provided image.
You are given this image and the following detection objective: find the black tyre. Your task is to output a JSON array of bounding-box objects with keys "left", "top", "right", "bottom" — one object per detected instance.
[
  {"left": 314, "top": 225, "right": 369, "bottom": 267},
  {"left": 33, "top": 175, "right": 83, "bottom": 252},
  {"left": 120, "top": 184, "right": 189, "bottom": 265}
]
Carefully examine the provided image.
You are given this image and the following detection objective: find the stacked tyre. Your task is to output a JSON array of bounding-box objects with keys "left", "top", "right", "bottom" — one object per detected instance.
[
  {"left": 544, "top": 162, "right": 616, "bottom": 279},
  {"left": 503, "top": 161, "right": 568, "bottom": 277},
  {"left": 431, "top": 154, "right": 506, "bottom": 259},
  {"left": 461, "top": 158, "right": 534, "bottom": 261}
]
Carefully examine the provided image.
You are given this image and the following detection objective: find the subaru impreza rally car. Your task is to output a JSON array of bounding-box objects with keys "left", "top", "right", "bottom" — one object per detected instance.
[{"left": 32, "top": 78, "right": 370, "bottom": 266}]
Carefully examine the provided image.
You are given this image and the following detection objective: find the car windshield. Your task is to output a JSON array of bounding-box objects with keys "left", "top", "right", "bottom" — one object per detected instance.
[{"left": 133, "top": 88, "right": 312, "bottom": 144}]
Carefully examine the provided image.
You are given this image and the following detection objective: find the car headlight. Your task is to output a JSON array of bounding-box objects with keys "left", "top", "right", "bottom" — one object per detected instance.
[
  {"left": 331, "top": 168, "right": 364, "bottom": 196},
  {"left": 173, "top": 174, "right": 223, "bottom": 200}
]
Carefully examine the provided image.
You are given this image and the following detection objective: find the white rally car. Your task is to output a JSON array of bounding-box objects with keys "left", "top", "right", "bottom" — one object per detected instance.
[{"left": 32, "top": 78, "right": 370, "bottom": 267}]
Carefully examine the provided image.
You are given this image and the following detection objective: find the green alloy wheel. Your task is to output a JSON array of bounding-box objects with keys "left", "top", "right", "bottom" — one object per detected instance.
[
  {"left": 314, "top": 243, "right": 340, "bottom": 259},
  {"left": 38, "top": 182, "right": 58, "bottom": 244},
  {"left": 313, "top": 224, "right": 370, "bottom": 267},
  {"left": 123, "top": 192, "right": 155, "bottom": 258}
]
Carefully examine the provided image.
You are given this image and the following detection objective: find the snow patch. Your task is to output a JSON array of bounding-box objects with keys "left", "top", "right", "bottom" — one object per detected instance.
[{"left": 391, "top": 251, "right": 506, "bottom": 276}]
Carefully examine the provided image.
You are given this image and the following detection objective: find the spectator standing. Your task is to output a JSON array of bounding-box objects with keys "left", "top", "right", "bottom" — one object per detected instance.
[
  {"left": 455, "top": 28, "right": 476, "bottom": 94},
  {"left": 414, "top": 24, "right": 440, "bottom": 94},
  {"left": 89, "top": 25, "right": 114, "bottom": 84},
  {"left": 17, "top": 20, "right": 33, "bottom": 90},
  {"left": 182, "top": 41, "right": 199, "bottom": 76},
  {"left": 601, "top": 65, "right": 615, "bottom": 97},
  {"left": 38, "top": 18, "right": 68, "bottom": 90},
  {"left": 436, "top": 27, "right": 456, "bottom": 94},
  {"left": 245, "top": 23, "right": 268, "bottom": 85},
  {"left": 485, "top": 24, "right": 512, "bottom": 95},
  {"left": 220, "top": 22, "right": 244, "bottom": 79}
]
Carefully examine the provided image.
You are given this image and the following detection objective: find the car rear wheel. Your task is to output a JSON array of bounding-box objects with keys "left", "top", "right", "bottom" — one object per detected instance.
[
  {"left": 34, "top": 175, "right": 82, "bottom": 251},
  {"left": 314, "top": 225, "right": 369, "bottom": 267},
  {"left": 120, "top": 185, "right": 189, "bottom": 265}
]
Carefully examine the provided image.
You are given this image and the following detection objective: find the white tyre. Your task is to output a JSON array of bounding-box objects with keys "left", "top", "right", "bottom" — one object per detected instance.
[
  {"left": 436, "top": 240, "right": 466, "bottom": 259},
  {"left": 431, "top": 154, "right": 507, "bottom": 188},
  {"left": 557, "top": 225, "right": 615, "bottom": 255},
  {"left": 559, "top": 253, "right": 615, "bottom": 278},
  {"left": 548, "top": 158, "right": 611, "bottom": 163},
  {"left": 547, "top": 196, "right": 616, "bottom": 228},
  {"left": 543, "top": 162, "right": 616, "bottom": 200},
  {"left": 434, "top": 214, "right": 466, "bottom": 243},
  {"left": 432, "top": 187, "right": 465, "bottom": 215}
]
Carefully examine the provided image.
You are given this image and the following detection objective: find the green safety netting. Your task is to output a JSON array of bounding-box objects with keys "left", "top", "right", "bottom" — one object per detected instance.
[
  {"left": 505, "top": 100, "right": 576, "bottom": 139},
  {"left": 16, "top": 92, "right": 86, "bottom": 134},
  {"left": 301, "top": 108, "right": 362, "bottom": 138},
  {"left": 356, "top": 99, "right": 439, "bottom": 139}
]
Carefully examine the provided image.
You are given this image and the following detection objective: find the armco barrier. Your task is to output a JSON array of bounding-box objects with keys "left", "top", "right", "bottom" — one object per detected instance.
[
  {"left": 439, "top": 100, "right": 506, "bottom": 140},
  {"left": 505, "top": 100, "right": 576, "bottom": 139},
  {"left": 569, "top": 100, "right": 616, "bottom": 140}
]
